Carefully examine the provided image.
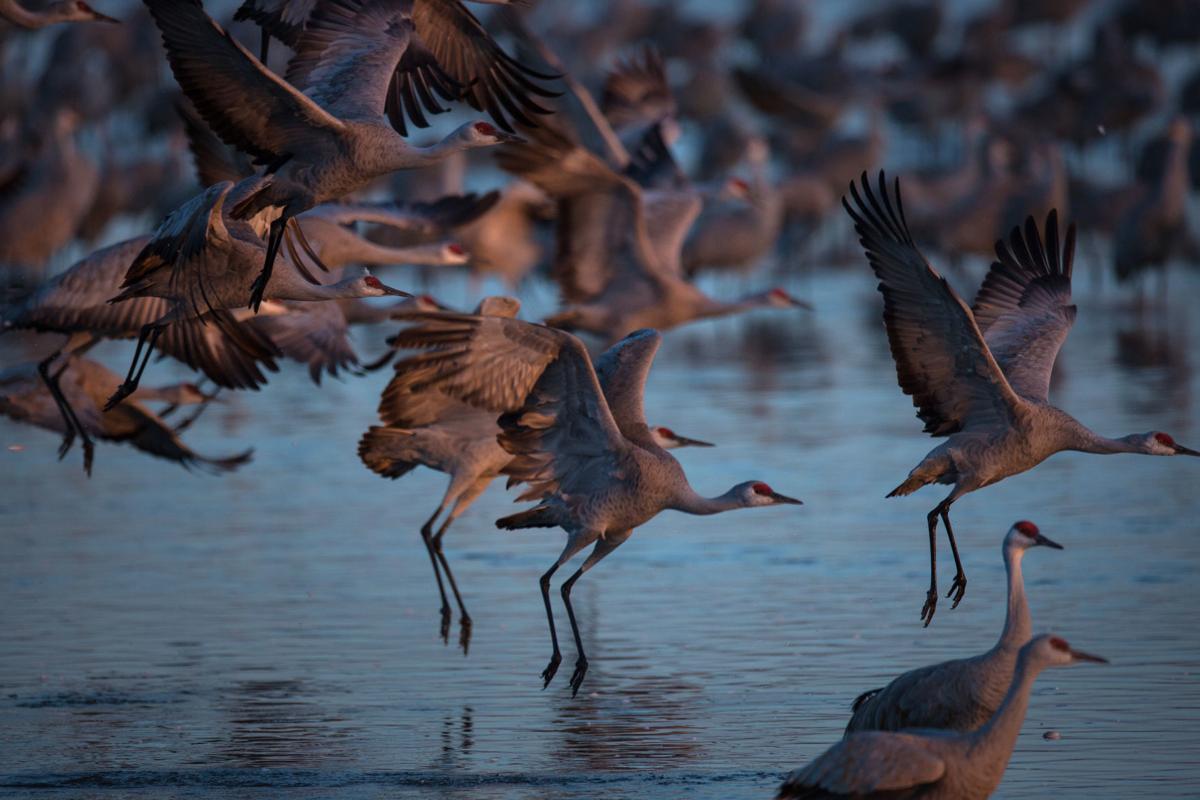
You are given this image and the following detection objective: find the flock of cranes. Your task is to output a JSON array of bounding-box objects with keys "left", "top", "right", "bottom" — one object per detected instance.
[{"left": 3, "top": 0, "right": 1199, "bottom": 797}]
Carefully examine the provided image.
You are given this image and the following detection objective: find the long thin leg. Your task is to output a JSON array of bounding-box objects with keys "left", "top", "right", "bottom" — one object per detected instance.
[
  {"left": 104, "top": 323, "right": 165, "bottom": 411},
  {"left": 922, "top": 506, "right": 939, "bottom": 627},
  {"left": 431, "top": 477, "right": 491, "bottom": 654},
  {"left": 538, "top": 535, "right": 592, "bottom": 689},
  {"left": 250, "top": 214, "right": 289, "bottom": 313},
  {"left": 258, "top": 27, "right": 270, "bottom": 64},
  {"left": 420, "top": 504, "right": 452, "bottom": 641},
  {"left": 941, "top": 505, "right": 967, "bottom": 609},
  {"left": 38, "top": 353, "right": 94, "bottom": 474},
  {"left": 559, "top": 530, "right": 631, "bottom": 697}
]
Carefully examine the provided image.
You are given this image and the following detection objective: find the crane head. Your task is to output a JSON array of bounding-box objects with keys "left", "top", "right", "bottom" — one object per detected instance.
[
  {"left": 1029, "top": 634, "right": 1108, "bottom": 668},
  {"left": 651, "top": 426, "right": 714, "bottom": 449},
  {"left": 734, "top": 481, "right": 803, "bottom": 507},
  {"left": 355, "top": 274, "right": 411, "bottom": 298},
  {"left": 459, "top": 121, "right": 525, "bottom": 147},
  {"left": 1146, "top": 431, "right": 1199, "bottom": 456},
  {"left": 764, "top": 288, "right": 813, "bottom": 309},
  {"left": 1007, "top": 520, "right": 1063, "bottom": 551},
  {"left": 72, "top": 1, "right": 119, "bottom": 23}
]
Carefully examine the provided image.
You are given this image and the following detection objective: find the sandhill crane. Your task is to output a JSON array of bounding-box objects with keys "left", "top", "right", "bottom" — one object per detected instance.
[
  {"left": 359, "top": 297, "right": 713, "bottom": 650},
  {"left": 777, "top": 634, "right": 1107, "bottom": 800},
  {"left": 0, "top": 0, "right": 116, "bottom": 29},
  {"left": 496, "top": 122, "right": 810, "bottom": 344},
  {"left": 845, "top": 171, "right": 1198, "bottom": 625},
  {"left": 233, "top": 0, "right": 556, "bottom": 133},
  {"left": 1, "top": 357, "right": 251, "bottom": 473},
  {"left": 386, "top": 314, "right": 801, "bottom": 695},
  {"left": 846, "top": 521, "right": 1062, "bottom": 734},
  {"left": 3, "top": 235, "right": 281, "bottom": 473},
  {"left": 102, "top": 180, "right": 408, "bottom": 411},
  {"left": 1115, "top": 117, "right": 1193, "bottom": 291},
  {"left": 143, "top": 0, "right": 526, "bottom": 312}
]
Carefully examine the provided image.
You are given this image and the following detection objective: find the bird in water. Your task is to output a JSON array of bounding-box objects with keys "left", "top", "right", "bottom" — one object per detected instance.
[
  {"left": 845, "top": 171, "right": 1198, "bottom": 625},
  {"left": 777, "top": 634, "right": 1107, "bottom": 800},
  {"left": 846, "top": 521, "right": 1062, "bottom": 734},
  {"left": 386, "top": 313, "right": 801, "bottom": 695}
]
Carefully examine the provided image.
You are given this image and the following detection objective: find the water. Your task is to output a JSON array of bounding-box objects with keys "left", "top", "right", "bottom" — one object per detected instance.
[{"left": 2, "top": 268, "right": 1199, "bottom": 798}]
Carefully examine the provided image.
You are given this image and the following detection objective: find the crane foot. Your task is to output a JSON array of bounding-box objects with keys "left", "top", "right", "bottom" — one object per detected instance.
[
  {"left": 56, "top": 430, "right": 75, "bottom": 461},
  {"left": 947, "top": 573, "right": 967, "bottom": 609},
  {"left": 103, "top": 383, "right": 134, "bottom": 412},
  {"left": 81, "top": 439, "right": 94, "bottom": 477},
  {"left": 439, "top": 605, "right": 452, "bottom": 643},
  {"left": 458, "top": 615, "right": 472, "bottom": 656},
  {"left": 541, "top": 652, "right": 562, "bottom": 688},
  {"left": 569, "top": 657, "right": 589, "bottom": 697},
  {"left": 921, "top": 587, "right": 938, "bottom": 627}
]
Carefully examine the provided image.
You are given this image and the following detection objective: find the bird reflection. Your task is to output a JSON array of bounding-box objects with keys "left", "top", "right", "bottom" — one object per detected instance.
[
  {"left": 428, "top": 706, "right": 475, "bottom": 773},
  {"left": 1115, "top": 314, "right": 1192, "bottom": 414}
]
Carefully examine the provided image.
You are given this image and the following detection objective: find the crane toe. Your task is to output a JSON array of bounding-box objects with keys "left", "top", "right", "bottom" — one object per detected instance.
[
  {"left": 921, "top": 588, "right": 938, "bottom": 627},
  {"left": 947, "top": 573, "right": 968, "bottom": 609},
  {"left": 541, "top": 653, "right": 562, "bottom": 688},
  {"left": 569, "top": 657, "right": 589, "bottom": 697}
]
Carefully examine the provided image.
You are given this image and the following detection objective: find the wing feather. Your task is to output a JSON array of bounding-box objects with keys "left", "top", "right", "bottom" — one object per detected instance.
[
  {"left": 779, "top": 733, "right": 946, "bottom": 797},
  {"left": 844, "top": 171, "right": 1024, "bottom": 435}
]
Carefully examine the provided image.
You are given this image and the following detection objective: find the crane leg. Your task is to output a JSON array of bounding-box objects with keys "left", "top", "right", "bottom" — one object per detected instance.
[
  {"left": 432, "top": 477, "right": 491, "bottom": 655},
  {"left": 37, "top": 352, "right": 94, "bottom": 475},
  {"left": 104, "top": 323, "right": 166, "bottom": 412},
  {"left": 922, "top": 506, "right": 940, "bottom": 627},
  {"left": 559, "top": 530, "right": 630, "bottom": 697},
  {"left": 419, "top": 505, "right": 453, "bottom": 642},
  {"left": 941, "top": 505, "right": 967, "bottom": 609},
  {"left": 538, "top": 536, "right": 592, "bottom": 689},
  {"left": 249, "top": 213, "right": 291, "bottom": 313},
  {"left": 258, "top": 27, "right": 270, "bottom": 64}
]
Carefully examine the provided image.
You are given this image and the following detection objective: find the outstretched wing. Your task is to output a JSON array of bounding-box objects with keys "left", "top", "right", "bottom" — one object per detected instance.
[
  {"left": 972, "top": 211, "right": 1077, "bottom": 403},
  {"left": 145, "top": 0, "right": 344, "bottom": 165},
  {"left": 602, "top": 45, "right": 674, "bottom": 133},
  {"left": 234, "top": 0, "right": 319, "bottom": 49},
  {"left": 594, "top": 328, "right": 661, "bottom": 447},
  {"left": 285, "top": 0, "right": 415, "bottom": 121},
  {"left": 246, "top": 300, "right": 357, "bottom": 384},
  {"left": 778, "top": 732, "right": 945, "bottom": 798},
  {"left": 844, "top": 171, "right": 1024, "bottom": 436}
]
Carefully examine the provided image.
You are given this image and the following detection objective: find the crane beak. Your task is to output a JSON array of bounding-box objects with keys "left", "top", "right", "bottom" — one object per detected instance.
[
  {"left": 789, "top": 297, "right": 814, "bottom": 310},
  {"left": 769, "top": 491, "right": 803, "bottom": 505},
  {"left": 1069, "top": 648, "right": 1108, "bottom": 664},
  {"left": 1033, "top": 533, "right": 1064, "bottom": 550},
  {"left": 494, "top": 131, "right": 526, "bottom": 144},
  {"left": 673, "top": 435, "right": 715, "bottom": 448},
  {"left": 1172, "top": 442, "right": 1200, "bottom": 456},
  {"left": 380, "top": 284, "right": 412, "bottom": 298}
]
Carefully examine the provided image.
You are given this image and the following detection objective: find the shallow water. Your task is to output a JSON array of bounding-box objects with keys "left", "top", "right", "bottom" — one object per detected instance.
[{"left": 2, "top": 267, "right": 1199, "bottom": 798}]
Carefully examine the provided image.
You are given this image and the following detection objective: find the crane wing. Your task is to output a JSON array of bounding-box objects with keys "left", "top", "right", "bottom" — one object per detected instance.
[
  {"left": 844, "top": 171, "right": 1024, "bottom": 436},
  {"left": 303, "top": 191, "right": 499, "bottom": 232},
  {"left": 234, "top": 0, "right": 319, "bottom": 48},
  {"left": 103, "top": 401, "right": 253, "bottom": 473},
  {"left": 145, "top": 0, "right": 345, "bottom": 166},
  {"left": 495, "top": 124, "right": 663, "bottom": 306},
  {"left": 594, "top": 328, "right": 661, "bottom": 447},
  {"left": 779, "top": 732, "right": 946, "bottom": 797},
  {"left": 972, "top": 211, "right": 1077, "bottom": 403},
  {"left": 246, "top": 300, "right": 357, "bottom": 383},
  {"left": 601, "top": 45, "right": 675, "bottom": 134},
  {"left": 285, "top": 0, "right": 415, "bottom": 121},
  {"left": 407, "top": 0, "right": 558, "bottom": 134},
  {"left": 845, "top": 656, "right": 988, "bottom": 734}
]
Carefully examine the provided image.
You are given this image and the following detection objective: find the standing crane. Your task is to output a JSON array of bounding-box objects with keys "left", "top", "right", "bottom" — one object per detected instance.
[
  {"left": 846, "top": 521, "right": 1062, "bottom": 734},
  {"left": 387, "top": 313, "right": 801, "bottom": 695},
  {"left": 845, "top": 171, "right": 1198, "bottom": 625},
  {"left": 143, "top": 0, "right": 527, "bottom": 311},
  {"left": 0, "top": 0, "right": 116, "bottom": 29},
  {"left": 359, "top": 297, "right": 713, "bottom": 651},
  {"left": 777, "top": 635, "right": 1107, "bottom": 800}
]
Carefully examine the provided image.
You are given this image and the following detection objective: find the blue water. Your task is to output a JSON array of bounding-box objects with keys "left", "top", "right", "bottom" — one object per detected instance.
[{"left": 2, "top": 266, "right": 1199, "bottom": 798}]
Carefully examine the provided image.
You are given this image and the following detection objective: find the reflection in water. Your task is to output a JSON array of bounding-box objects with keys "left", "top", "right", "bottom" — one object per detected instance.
[{"left": 210, "top": 677, "right": 357, "bottom": 769}]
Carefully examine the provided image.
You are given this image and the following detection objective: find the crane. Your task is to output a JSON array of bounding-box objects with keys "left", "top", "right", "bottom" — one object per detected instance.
[
  {"left": 0, "top": 0, "right": 116, "bottom": 29},
  {"left": 386, "top": 312, "right": 801, "bottom": 695},
  {"left": 846, "top": 521, "right": 1062, "bottom": 734},
  {"left": 845, "top": 171, "right": 1198, "bottom": 625},
  {"left": 143, "top": 0, "right": 526, "bottom": 311},
  {"left": 359, "top": 297, "right": 713, "bottom": 651},
  {"left": 778, "top": 635, "right": 1107, "bottom": 800}
]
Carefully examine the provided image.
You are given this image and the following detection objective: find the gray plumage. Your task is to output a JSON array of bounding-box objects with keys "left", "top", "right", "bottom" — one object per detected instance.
[
  {"left": 845, "top": 171, "right": 1199, "bottom": 626},
  {"left": 387, "top": 311, "right": 800, "bottom": 695},
  {"left": 778, "top": 635, "right": 1107, "bottom": 800},
  {"left": 845, "top": 522, "right": 1062, "bottom": 735},
  {"left": 0, "top": 0, "right": 117, "bottom": 29},
  {"left": 0, "top": 357, "right": 250, "bottom": 473}
]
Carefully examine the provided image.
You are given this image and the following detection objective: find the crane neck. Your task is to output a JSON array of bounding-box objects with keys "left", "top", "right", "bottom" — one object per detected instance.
[
  {"left": 995, "top": 547, "right": 1030, "bottom": 652},
  {"left": 965, "top": 647, "right": 1046, "bottom": 791},
  {"left": 327, "top": 235, "right": 443, "bottom": 268},
  {"left": 1, "top": 0, "right": 48, "bottom": 28},
  {"left": 669, "top": 486, "right": 743, "bottom": 516},
  {"left": 1064, "top": 428, "right": 1146, "bottom": 455}
]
